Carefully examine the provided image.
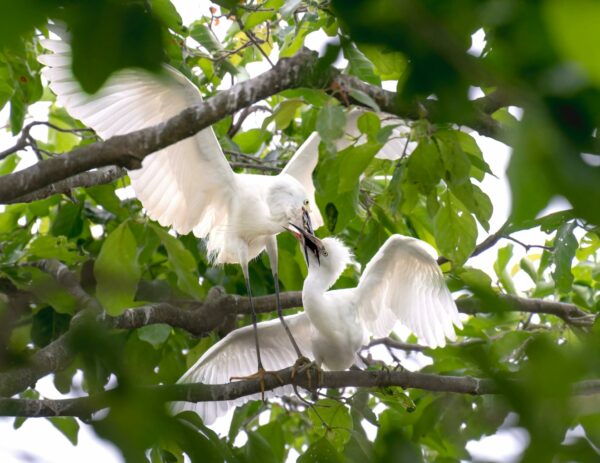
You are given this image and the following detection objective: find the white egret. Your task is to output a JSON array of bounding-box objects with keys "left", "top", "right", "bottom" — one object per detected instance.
[
  {"left": 38, "top": 32, "right": 411, "bottom": 383},
  {"left": 38, "top": 35, "right": 323, "bottom": 381},
  {"left": 171, "top": 232, "right": 462, "bottom": 424}
]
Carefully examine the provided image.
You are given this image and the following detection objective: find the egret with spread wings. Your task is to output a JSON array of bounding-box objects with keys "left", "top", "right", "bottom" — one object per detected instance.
[
  {"left": 172, "top": 232, "right": 462, "bottom": 424},
  {"left": 38, "top": 33, "right": 324, "bottom": 383}
]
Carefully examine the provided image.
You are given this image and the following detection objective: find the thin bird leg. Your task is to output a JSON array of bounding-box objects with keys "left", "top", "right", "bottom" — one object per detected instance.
[
  {"left": 266, "top": 238, "right": 308, "bottom": 363},
  {"left": 230, "top": 261, "right": 284, "bottom": 400},
  {"left": 273, "top": 273, "right": 305, "bottom": 358},
  {"left": 244, "top": 269, "right": 263, "bottom": 369}
]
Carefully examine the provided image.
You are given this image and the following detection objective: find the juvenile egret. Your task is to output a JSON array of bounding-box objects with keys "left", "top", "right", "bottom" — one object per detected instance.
[
  {"left": 38, "top": 35, "right": 323, "bottom": 380},
  {"left": 171, "top": 232, "right": 462, "bottom": 424},
  {"left": 38, "top": 32, "right": 412, "bottom": 382}
]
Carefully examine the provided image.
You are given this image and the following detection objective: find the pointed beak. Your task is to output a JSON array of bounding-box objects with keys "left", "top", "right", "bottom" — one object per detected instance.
[
  {"left": 286, "top": 222, "right": 324, "bottom": 266},
  {"left": 302, "top": 206, "right": 315, "bottom": 236}
]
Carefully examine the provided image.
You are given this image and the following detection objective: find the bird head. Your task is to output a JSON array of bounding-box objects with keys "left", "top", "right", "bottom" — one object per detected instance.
[{"left": 288, "top": 228, "right": 353, "bottom": 284}]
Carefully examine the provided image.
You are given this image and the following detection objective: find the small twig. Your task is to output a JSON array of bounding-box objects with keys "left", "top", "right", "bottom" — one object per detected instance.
[
  {"left": 227, "top": 105, "right": 273, "bottom": 137},
  {"left": 504, "top": 236, "right": 554, "bottom": 253},
  {"left": 235, "top": 18, "right": 274, "bottom": 67}
]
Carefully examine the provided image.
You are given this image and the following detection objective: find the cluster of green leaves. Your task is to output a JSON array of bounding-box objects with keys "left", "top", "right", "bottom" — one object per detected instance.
[
  {"left": 0, "top": 0, "right": 600, "bottom": 462},
  {"left": 331, "top": 0, "right": 600, "bottom": 226}
]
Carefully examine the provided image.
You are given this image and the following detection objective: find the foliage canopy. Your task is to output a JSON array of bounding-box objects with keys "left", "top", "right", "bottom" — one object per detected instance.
[{"left": 0, "top": 1, "right": 600, "bottom": 462}]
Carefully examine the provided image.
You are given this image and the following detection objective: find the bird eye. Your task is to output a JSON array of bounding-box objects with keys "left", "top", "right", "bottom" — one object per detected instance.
[
  {"left": 303, "top": 199, "right": 309, "bottom": 206},
  {"left": 322, "top": 250, "right": 328, "bottom": 257}
]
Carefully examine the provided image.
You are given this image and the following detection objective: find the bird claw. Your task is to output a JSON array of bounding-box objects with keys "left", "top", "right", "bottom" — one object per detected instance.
[
  {"left": 230, "top": 368, "right": 284, "bottom": 402},
  {"left": 291, "top": 357, "right": 322, "bottom": 391}
]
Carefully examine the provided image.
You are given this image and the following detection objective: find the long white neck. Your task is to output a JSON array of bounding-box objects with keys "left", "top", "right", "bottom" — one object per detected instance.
[{"left": 302, "top": 263, "right": 338, "bottom": 304}]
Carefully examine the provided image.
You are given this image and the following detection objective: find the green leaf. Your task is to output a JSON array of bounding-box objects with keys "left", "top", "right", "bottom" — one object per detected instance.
[
  {"left": 358, "top": 44, "right": 407, "bottom": 80},
  {"left": 270, "top": 99, "right": 304, "bottom": 130},
  {"left": 279, "top": 14, "right": 319, "bottom": 58},
  {"left": 357, "top": 112, "right": 381, "bottom": 138},
  {"left": 149, "top": 224, "right": 204, "bottom": 299},
  {"left": 17, "top": 267, "right": 78, "bottom": 314},
  {"left": 244, "top": 431, "right": 277, "bottom": 463},
  {"left": 553, "top": 221, "right": 578, "bottom": 293},
  {"left": 31, "top": 306, "right": 71, "bottom": 347},
  {"left": 406, "top": 139, "right": 444, "bottom": 195},
  {"left": 50, "top": 202, "right": 84, "bottom": 239},
  {"left": 544, "top": 0, "right": 600, "bottom": 86},
  {"left": 298, "top": 437, "right": 344, "bottom": 463},
  {"left": 307, "top": 399, "right": 353, "bottom": 452},
  {"left": 137, "top": 324, "right": 171, "bottom": 348},
  {"left": 348, "top": 88, "right": 381, "bottom": 112},
  {"left": 256, "top": 422, "right": 285, "bottom": 463},
  {"left": 151, "top": 0, "right": 183, "bottom": 33},
  {"left": 494, "top": 244, "right": 517, "bottom": 294},
  {"left": 70, "top": 2, "right": 164, "bottom": 93},
  {"left": 190, "top": 23, "right": 223, "bottom": 53},
  {"left": 508, "top": 112, "right": 554, "bottom": 223},
  {"left": 244, "top": 0, "right": 283, "bottom": 29},
  {"left": 0, "top": 60, "right": 15, "bottom": 111},
  {"left": 233, "top": 128, "right": 271, "bottom": 154},
  {"left": 457, "top": 267, "right": 493, "bottom": 292},
  {"left": 338, "top": 143, "right": 382, "bottom": 193},
  {"left": 343, "top": 42, "right": 381, "bottom": 86},
  {"left": 0, "top": 155, "right": 18, "bottom": 176},
  {"left": 27, "top": 235, "right": 84, "bottom": 265},
  {"left": 48, "top": 417, "right": 79, "bottom": 445},
  {"left": 316, "top": 105, "right": 346, "bottom": 142},
  {"left": 95, "top": 222, "right": 141, "bottom": 315},
  {"left": 228, "top": 401, "right": 263, "bottom": 441},
  {"left": 433, "top": 193, "right": 477, "bottom": 265},
  {"left": 280, "top": 0, "right": 302, "bottom": 18},
  {"left": 9, "top": 91, "right": 26, "bottom": 135}
]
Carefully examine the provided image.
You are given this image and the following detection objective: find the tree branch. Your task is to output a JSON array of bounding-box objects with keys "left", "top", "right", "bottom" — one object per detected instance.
[
  {"left": 0, "top": 49, "right": 333, "bottom": 204},
  {"left": 0, "top": 283, "right": 590, "bottom": 398},
  {"left": 1, "top": 366, "right": 600, "bottom": 418},
  {"left": 7, "top": 167, "right": 126, "bottom": 204}
]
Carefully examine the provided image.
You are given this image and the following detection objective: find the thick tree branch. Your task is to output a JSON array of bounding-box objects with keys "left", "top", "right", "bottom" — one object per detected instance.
[
  {"left": 0, "top": 48, "right": 522, "bottom": 205},
  {"left": 25, "top": 260, "right": 102, "bottom": 312},
  {"left": 1, "top": 367, "right": 599, "bottom": 418},
  {"left": 0, "top": 49, "right": 333, "bottom": 203},
  {"left": 7, "top": 167, "right": 126, "bottom": 204},
  {"left": 0, "top": 284, "right": 590, "bottom": 398}
]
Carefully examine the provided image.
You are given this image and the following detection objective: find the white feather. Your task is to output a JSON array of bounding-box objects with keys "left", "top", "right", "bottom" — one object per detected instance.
[
  {"left": 356, "top": 235, "right": 463, "bottom": 348},
  {"left": 171, "top": 313, "right": 313, "bottom": 425}
]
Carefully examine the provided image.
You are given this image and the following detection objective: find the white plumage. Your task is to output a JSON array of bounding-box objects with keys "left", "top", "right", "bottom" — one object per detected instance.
[
  {"left": 38, "top": 37, "right": 323, "bottom": 266},
  {"left": 173, "top": 234, "right": 462, "bottom": 424}
]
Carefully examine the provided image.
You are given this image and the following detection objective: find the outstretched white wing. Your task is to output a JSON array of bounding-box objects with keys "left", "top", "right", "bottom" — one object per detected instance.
[
  {"left": 356, "top": 235, "right": 462, "bottom": 348},
  {"left": 171, "top": 313, "right": 313, "bottom": 425},
  {"left": 39, "top": 38, "right": 235, "bottom": 237},
  {"left": 280, "top": 133, "right": 324, "bottom": 228}
]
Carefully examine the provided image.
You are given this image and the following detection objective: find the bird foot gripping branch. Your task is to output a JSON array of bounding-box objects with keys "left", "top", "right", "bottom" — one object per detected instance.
[
  {"left": 291, "top": 357, "right": 323, "bottom": 391},
  {"left": 229, "top": 368, "right": 284, "bottom": 402}
]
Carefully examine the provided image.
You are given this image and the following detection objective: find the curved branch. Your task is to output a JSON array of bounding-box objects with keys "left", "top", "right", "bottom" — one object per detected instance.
[
  {"left": 2, "top": 367, "right": 600, "bottom": 418},
  {"left": 0, "top": 49, "right": 332, "bottom": 204},
  {"left": 0, "top": 286, "right": 589, "bottom": 397},
  {"left": 7, "top": 167, "right": 126, "bottom": 204}
]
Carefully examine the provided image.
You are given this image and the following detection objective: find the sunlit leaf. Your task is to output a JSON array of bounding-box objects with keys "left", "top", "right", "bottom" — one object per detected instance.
[{"left": 95, "top": 221, "right": 141, "bottom": 315}]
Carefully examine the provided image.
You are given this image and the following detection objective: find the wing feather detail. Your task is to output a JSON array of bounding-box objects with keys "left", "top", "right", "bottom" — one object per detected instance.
[
  {"left": 170, "top": 313, "right": 313, "bottom": 424},
  {"left": 281, "top": 133, "right": 323, "bottom": 228},
  {"left": 356, "top": 235, "right": 462, "bottom": 348},
  {"left": 39, "top": 37, "right": 236, "bottom": 238}
]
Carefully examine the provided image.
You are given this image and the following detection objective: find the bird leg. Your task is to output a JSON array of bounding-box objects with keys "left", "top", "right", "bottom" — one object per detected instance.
[
  {"left": 290, "top": 358, "right": 322, "bottom": 391},
  {"left": 273, "top": 272, "right": 307, "bottom": 360},
  {"left": 236, "top": 270, "right": 286, "bottom": 401},
  {"left": 230, "top": 368, "right": 284, "bottom": 402}
]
